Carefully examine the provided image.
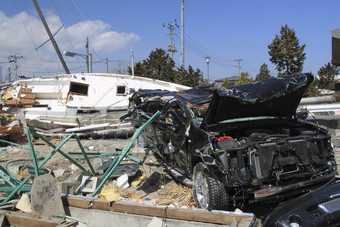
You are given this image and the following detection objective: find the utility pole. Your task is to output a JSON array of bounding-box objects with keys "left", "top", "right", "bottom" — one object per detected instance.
[
  {"left": 235, "top": 59, "right": 243, "bottom": 77},
  {"left": 32, "top": 0, "right": 70, "bottom": 74},
  {"left": 181, "top": 0, "right": 184, "bottom": 67},
  {"left": 7, "top": 55, "right": 23, "bottom": 81},
  {"left": 7, "top": 67, "right": 11, "bottom": 82},
  {"left": 86, "top": 37, "right": 90, "bottom": 73},
  {"left": 88, "top": 54, "right": 92, "bottom": 73},
  {"left": 205, "top": 57, "right": 210, "bottom": 81},
  {"left": 131, "top": 46, "right": 135, "bottom": 78},
  {"left": 163, "top": 21, "right": 178, "bottom": 59}
]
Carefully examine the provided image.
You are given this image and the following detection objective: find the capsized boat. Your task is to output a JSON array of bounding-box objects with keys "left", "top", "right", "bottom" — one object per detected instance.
[{"left": 1, "top": 73, "right": 190, "bottom": 132}]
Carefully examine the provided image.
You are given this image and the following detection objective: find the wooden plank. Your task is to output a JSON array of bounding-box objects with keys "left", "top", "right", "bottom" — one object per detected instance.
[
  {"left": 19, "top": 87, "right": 35, "bottom": 108},
  {"left": 0, "top": 210, "right": 77, "bottom": 227},
  {"left": 92, "top": 199, "right": 109, "bottom": 210},
  {"left": 61, "top": 196, "right": 91, "bottom": 208},
  {"left": 0, "top": 126, "right": 22, "bottom": 135},
  {"left": 62, "top": 196, "right": 255, "bottom": 226},
  {"left": 1, "top": 91, "right": 12, "bottom": 100},
  {"left": 108, "top": 201, "right": 248, "bottom": 225},
  {"left": 5, "top": 100, "right": 35, "bottom": 106}
]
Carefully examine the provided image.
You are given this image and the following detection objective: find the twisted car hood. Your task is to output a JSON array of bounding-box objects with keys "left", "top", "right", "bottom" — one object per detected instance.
[{"left": 201, "top": 73, "right": 314, "bottom": 127}]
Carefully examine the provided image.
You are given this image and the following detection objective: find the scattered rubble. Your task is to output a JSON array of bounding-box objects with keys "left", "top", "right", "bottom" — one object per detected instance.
[
  {"left": 0, "top": 116, "right": 259, "bottom": 226},
  {"left": 0, "top": 101, "right": 338, "bottom": 226}
]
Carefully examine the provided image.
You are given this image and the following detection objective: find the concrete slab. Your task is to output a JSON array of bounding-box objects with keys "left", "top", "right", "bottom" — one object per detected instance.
[
  {"left": 31, "top": 174, "right": 65, "bottom": 217},
  {"left": 67, "top": 207, "right": 228, "bottom": 227}
]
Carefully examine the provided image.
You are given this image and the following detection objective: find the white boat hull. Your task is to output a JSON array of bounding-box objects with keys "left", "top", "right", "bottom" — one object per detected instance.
[{"left": 5, "top": 73, "right": 190, "bottom": 131}]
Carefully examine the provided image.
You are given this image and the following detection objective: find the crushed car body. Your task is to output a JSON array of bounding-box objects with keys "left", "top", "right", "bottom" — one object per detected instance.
[
  {"left": 263, "top": 181, "right": 340, "bottom": 227},
  {"left": 122, "top": 73, "right": 338, "bottom": 211}
]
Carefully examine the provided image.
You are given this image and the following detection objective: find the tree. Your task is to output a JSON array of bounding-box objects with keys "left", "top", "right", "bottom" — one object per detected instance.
[
  {"left": 127, "top": 48, "right": 176, "bottom": 82},
  {"left": 303, "top": 73, "right": 321, "bottom": 97},
  {"left": 236, "top": 72, "right": 253, "bottom": 85},
  {"left": 316, "top": 62, "right": 340, "bottom": 89},
  {"left": 128, "top": 48, "right": 210, "bottom": 87},
  {"left": 175, "top": 65, "right": 205, "bottom": 87},
  {"left": 255, "top": 63, "right": 272, "bottom": 81},
  {"left": 268, "top": 25, "right": 306, "bottom": 76},
  {"left": 221, "top": 78, "right": 232, "bottom": 88}
]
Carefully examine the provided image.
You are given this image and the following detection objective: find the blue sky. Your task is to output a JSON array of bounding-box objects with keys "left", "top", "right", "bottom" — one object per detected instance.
[{"left": 0, "top": 0, "right": 340, "bottom": 81}]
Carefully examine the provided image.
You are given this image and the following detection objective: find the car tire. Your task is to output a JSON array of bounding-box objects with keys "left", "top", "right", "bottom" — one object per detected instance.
[{"left": 193, "top": 162, "right": 228, "bottom": 211}]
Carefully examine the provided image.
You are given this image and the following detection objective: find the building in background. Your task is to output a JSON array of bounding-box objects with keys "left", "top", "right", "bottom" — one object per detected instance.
[{"left": 215, "top": 76, "right": 240, "bottom": 87}]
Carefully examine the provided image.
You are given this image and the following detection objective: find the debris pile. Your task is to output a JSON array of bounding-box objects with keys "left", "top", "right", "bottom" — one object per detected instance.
[
  {"left": 0, "top": 81, "right": 134, "bottom": 139},
  {"left": 1, "top": 83, "right": 35, "bottom": 108},
  {"left": 0, "top": 111, "right": 258, "bottom": 226}
]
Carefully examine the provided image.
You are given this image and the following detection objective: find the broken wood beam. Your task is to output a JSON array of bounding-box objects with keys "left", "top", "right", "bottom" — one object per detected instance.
[
  {"left": 61, "top": 196, "right": 256, "bottom": 226},
  {"left": 0, "top": 210, "right": 77, "bottom": 227}
]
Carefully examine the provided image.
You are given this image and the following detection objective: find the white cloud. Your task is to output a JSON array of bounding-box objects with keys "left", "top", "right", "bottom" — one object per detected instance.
[
  {"left": 65, "top": 20, "right": 139, "bottom": 52},
  {"left": 0, "top": 10, "right": 140, "bottom": 76}
]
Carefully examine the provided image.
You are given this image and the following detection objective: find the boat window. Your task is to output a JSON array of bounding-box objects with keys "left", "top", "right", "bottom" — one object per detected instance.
[
  {"left": 69, "top": 82, "right": 88, "bottom": 96},
  {"left": 117, "top": 85, "right": 127, "bottom": 96}
]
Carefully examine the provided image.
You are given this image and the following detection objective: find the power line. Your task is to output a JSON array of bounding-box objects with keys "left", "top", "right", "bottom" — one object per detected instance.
[
  {"left": 51, "top": 0, "right": 82, "bottom": 69},
  {"left": 174, "top": 27, "right": 233, "bottom": 62},
  {"left": 68, "top": 0, "right": 106, "bottom": 61},
  {"left": 173, "top": 33, "right": 237, "bottom": 70},
  {"left": 173, "top": 30, "right": 239, "bottom": 70},
  {"left": 13, "top": 0, "right": 50, "bottom": 74},
  {"left": 71, "top": 0, "right": 87, "bottom": 21}
]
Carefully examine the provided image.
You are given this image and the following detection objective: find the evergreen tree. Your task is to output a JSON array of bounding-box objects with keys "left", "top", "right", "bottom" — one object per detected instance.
[
  {"left": 303, "top": 73, "right": 321, "bottom": 97},
  {"left": 127, "top": 48, "right": 176, "bottom": 82},
  {"left": 221, "top": 78, "right": 232, "bottom": 88},
  {"left": 128, "top": 48, "right": 211, "bottom": 87},
  {"left": 175, "top": 65, "right": 204, "bottom": 87},
  {"left": 255, "top": 63, "right": 272, "bottom": 81},
  {"left": 316, "top": 62, "right": 340, "bottom": 89},
  {"left": 268, "top": 25, "right": 306, "bottom": 76},
  {"left": 236, "top": 72, "right": 253, "bottom": 85},
  {"left": 200, "top": 78, "right": 215, "bottom": 87}
]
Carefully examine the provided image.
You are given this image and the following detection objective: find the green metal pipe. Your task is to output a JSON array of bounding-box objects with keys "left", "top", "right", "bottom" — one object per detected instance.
[
  {"left": 0, "top": 139, "right": 31, "bottom": 150},
  {"left": 100, "top": 155, "right": 119, "bottom": 180},
  {"left": 30, "top": 130, "right": 87, "bottom": 172},
  {"left": 127, "top": 155, "right": 141, "bottom": 164},
  {"left": 26, "top": 128, "right": 39, "bottom": 177},
  {"left": 5, "top": 158, "right": 44, "bottom": 184},
  {"left": 0, "top": 139, "right": 43, "bottom": 156},
  {"left": 0, "top": 185, "right": 31, "bottom": 192},
  {"left": 91, "top": 110, "right": 160, "bottom": 197},
  {"left": 99, "top": 152, "right": 141, "bottom": 166},
  {"left": 74, "top": 134, "right": 96, "bottom": 176},
  {"left": 1, "top": 176, "right": 30, "bottom": 205},
  {"left": 0, "top": 166, "right": 16, "bottom": 187},
  {"left": 1, "top": 132, "right": 78, "bottom": 205},
  {"left": 68, "top": 152, "right": 102, "bottom": 156}
]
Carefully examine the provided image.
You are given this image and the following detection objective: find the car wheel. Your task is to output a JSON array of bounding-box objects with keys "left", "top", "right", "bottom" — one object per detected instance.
[{"left": 193, "top": 162, "right": 228, "bottom": 210}]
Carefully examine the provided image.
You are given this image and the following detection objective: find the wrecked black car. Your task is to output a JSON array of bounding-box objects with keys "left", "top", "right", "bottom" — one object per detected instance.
[
  {"left": 263, "top": 180, "right": 340, "bottom": 227},
  {"left": 122, "top": 73, "right": 338, "bottom": 211}
]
